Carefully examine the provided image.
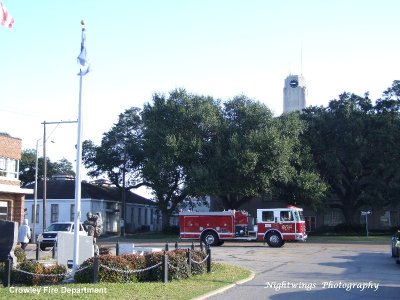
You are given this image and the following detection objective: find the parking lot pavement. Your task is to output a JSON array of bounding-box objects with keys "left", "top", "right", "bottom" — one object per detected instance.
[
  {"left": 21, "top": 240, "right": 399, "bottom": 299},
  {"left": 203, "top": 241, "right": 400, "bottom": 300}
]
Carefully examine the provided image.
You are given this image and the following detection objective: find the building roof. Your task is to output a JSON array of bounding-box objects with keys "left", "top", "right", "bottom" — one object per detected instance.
[{"left": 25, "top": 178, "right": 155, "bottom": 206}]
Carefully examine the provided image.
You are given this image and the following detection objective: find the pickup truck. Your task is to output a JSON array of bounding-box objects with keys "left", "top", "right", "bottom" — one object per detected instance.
[{"left": 37, "top": 222, "right": 87, "bottom": 250}]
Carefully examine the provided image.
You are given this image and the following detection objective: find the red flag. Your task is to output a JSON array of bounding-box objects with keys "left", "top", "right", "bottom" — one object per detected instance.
[{"left": 1, "top": 1, "right": 14, "bottom": 29}]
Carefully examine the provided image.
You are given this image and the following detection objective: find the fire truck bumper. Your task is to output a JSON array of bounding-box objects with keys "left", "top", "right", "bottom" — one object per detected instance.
[{"left": 295, "top": 233, "right": 307, "bottom": 241}]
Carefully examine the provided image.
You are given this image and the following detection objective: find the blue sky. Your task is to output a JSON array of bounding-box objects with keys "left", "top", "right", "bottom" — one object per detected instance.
[{"left": 1, "top": 0, "right": 400, "bottom": 186}]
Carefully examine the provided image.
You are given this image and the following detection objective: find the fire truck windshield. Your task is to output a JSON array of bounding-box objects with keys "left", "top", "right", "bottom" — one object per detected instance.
[{"left": 295, "top": 210, "right": 305, "bottom": 221}]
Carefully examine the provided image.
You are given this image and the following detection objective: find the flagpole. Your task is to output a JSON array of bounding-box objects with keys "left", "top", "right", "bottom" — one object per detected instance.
[{"left": 72, "top": 21, "right": 86, "bottom": 274}]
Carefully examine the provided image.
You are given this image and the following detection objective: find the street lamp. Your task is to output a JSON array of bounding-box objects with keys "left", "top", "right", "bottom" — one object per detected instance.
[
  {"left": 41, "top": 120, "right": 77, "bottom": 232},
  {"left": 34, "top": 137, "right": 54, "bottom": 237},
  {"left": 32, "top": 138, "right": 41, "bottom": 243},
  {"left": 43, "top": 122, "right": 47, "bottom": 232}
]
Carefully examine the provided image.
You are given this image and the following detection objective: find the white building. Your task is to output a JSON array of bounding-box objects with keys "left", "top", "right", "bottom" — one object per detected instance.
[
  {"left": 24, "top": 176, "right": 160, "bottom": 236},
  {"left": 283, "top": 74, "right": 307, "bottom": 113}
]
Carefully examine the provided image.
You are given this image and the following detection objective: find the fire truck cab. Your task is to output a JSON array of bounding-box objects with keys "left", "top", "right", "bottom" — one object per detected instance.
[{"left": 179, "top": 206, "right": 307, "bottom": 248}]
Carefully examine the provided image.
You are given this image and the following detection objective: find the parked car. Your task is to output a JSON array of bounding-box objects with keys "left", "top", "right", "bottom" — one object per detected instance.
[
  {"left": 391, "top": 230, "right": 400, "bottom": 260},
  {"left": 37, "top": 222, "right": 87, "bottom": 250}
]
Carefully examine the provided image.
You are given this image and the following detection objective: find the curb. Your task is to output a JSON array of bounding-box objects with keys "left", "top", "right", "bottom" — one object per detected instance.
[{"left": 192, "top": 270, "right": 256, "bottom": 300}]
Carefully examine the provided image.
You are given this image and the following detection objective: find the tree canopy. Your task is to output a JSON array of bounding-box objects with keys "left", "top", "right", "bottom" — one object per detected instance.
[
  {"left": 79, "top": 81, "right": 400, "bottom": 228},
  {"left": 19, "top": 149, "right": 75, "bottom": 186},
  {"left": 140, "top": 89, "right": 221, "bottom": 228},
  {"left": 301, "top": 82, "right": 400, "bottom": 224},
  {"left": 82, "top": 107, "right": 144, "bottom": 190}
]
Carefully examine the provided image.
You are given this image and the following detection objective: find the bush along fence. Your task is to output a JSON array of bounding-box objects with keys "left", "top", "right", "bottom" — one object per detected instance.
[
  {"left": 1, "top": 242, "right": 211, "bottom": 286},
  {"left": 75, "top": 242, "right": 211, "bottom": 284}
]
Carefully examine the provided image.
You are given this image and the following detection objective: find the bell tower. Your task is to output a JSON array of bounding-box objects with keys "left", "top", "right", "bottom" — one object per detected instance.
[{"left": 283, "top": 74, "right": 307, "bottom": 113}]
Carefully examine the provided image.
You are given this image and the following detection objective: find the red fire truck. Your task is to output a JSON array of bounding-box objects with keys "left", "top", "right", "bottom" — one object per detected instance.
[{"left": 179, "top": 206, "right": 307, "bottom": 247}]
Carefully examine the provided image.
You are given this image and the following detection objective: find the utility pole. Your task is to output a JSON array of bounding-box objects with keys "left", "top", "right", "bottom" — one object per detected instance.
[{"left": 42, "top": 120, "right": 77, "bottom": 232}]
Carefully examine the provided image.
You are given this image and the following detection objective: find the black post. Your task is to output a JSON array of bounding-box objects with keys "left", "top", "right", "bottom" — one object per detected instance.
[
  {"left": 3, "top": 257, "right": 12, "bottom": 287},
  {"left": 36, "top": 242, "right": 40, "bottom": 260},
  {"left": 165, "top": 242, "right": 169, "bottom": 251},
  {"left": 93, "top": 255, "right": 99, "bottom": 283},
  {"left": 186, "top": 249, "right": 191, "bottom": 275},
  {"left": 52, "top": 243, "right": 56, "bottom": 259},
  {"left": 162, "top": 253, "right": 168, "bottom": 283},
  {"left": 116, "top": 240, "right": 119, "bottom": 256},
  {"left": 191, "top": 242, "right": 195, "bottom": 250},
  {"left": 175, "top": 241, "right": 178, "bottom": 249},
  {"left": 206, "top": 247, "right": 211, "bottom": 273}
]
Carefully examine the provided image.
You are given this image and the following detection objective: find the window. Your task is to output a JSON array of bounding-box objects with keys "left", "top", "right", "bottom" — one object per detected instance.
[
  {"left": 70, "top": 204, "right": 75, "bottom": 222},
  {"left": 378, "top": 211, "right": 400, "bottom": 227},
  {"left": 31, "top": 204, "right": 39, "bottom": 224},
  {"left": 0, "top": 157, "right": 19, "bottom": 179},
  {"left": 51, "top": 204, "right": 59, "bottom": 223},
  {"left": 151, "top": 209, "right": 154, "bottom": 225},
  {"left": 138, "top": 208, "right": 142, "bottom": 225},
  {"left": 390, "top": 211, "right": 399, "bottom": 227},
  {"left": 323, "top": 209, "right": 344, "bottom": 226},
  {"left": 262, "top": 211, "right": 274, "bottom": 222},
  {"left": 0, "top": 201, "right": 8, "bottom": 220},
  {"left": 379, "top": 211, "right": 390, "bottom": 227},
  {"left": 144, "top": 208, "right": 148, "bottom": 225},
  {"left": 280, "top": 211, "right": 294, "bottom": 221},
  {"left": 130, "top": 208, "right": 135, "bottom": 225}
]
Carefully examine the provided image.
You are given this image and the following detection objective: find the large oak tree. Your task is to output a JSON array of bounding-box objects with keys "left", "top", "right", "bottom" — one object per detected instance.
[
  {"left": 141, "top": 89, "right": 220, "bottom": 229},
  {"left": 301, "top": 83, "right": 400, "bottom": 224}
]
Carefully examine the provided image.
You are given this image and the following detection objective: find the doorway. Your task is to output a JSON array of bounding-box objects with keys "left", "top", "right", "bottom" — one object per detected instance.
[{"left": 305, "top": 216, "right": 316, "bottom": 232}]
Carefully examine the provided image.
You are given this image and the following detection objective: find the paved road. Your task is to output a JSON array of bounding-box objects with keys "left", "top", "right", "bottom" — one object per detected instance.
[
  {"left": 23, "top": 239, "right": 399, "bottom": 299},
  {"left": 204, "top": 241, "right": 399, "bottom": 300}
]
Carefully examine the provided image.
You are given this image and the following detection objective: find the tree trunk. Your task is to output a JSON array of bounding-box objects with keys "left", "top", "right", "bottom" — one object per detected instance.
[
  {"left": 342, "top": 199, "right": 356, "bottom": 225},
  {"left": 161, "top": 209, "right": 171, "bottom": 232}
]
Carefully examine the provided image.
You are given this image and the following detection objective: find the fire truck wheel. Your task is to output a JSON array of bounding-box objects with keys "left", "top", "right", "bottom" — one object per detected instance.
[
  {"left": 202, "top": 231, "right": 219, "bottom": 247},
  {"left": 265, "top": 232, "right": 283, "bottom": 248}
]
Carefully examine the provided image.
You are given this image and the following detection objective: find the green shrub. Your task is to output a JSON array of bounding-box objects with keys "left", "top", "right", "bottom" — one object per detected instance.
[
  {"left": 189, "top": 249, "right": 207, "bottom": 275},
  {"left": 12, "top": 261, "right": 67, "bottom": 285},
  {"left": 334, "top": 223, "right": 363, "bottom": 235},
  {"left": 99, "top": 247, "right": 111, "bottom": 255},
  {"left": 143, "top": 251, "right": 163, "bottom": 281},
  {"left": 74, "top": 254, "right": 143, "bottom": 283},
  {"left": 75, "top": 249, "right": 207, "bottom": 283},
  {"left": 14, "top": 247, "right": 26, "bottom": 262},
  {"left": 164, "top": 249, "right": 190, "bottom": 280},
  {"left": 120, "top": 254, "right": 147, "bottom": 281},
  {"left": 73, "top": 257, "right": 94, "bottom": 283},
  {"left": 143, "top": 249, "right": 199, "bottom": 281}
]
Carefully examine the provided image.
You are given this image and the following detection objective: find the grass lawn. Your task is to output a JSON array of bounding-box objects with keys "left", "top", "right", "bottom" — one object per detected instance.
[{"left": 0, "top": 263, "right": 252, "bottom": 300}]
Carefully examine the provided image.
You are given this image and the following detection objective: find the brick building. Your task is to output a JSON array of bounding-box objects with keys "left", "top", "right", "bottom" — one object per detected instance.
[{"left": 0, "top": 134, "right": 33, "bottom": 224}]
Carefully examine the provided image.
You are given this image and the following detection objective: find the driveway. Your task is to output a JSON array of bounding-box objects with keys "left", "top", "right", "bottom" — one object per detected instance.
[{"left": 203, "top": 241, "right": 399, "bottom": 300}]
